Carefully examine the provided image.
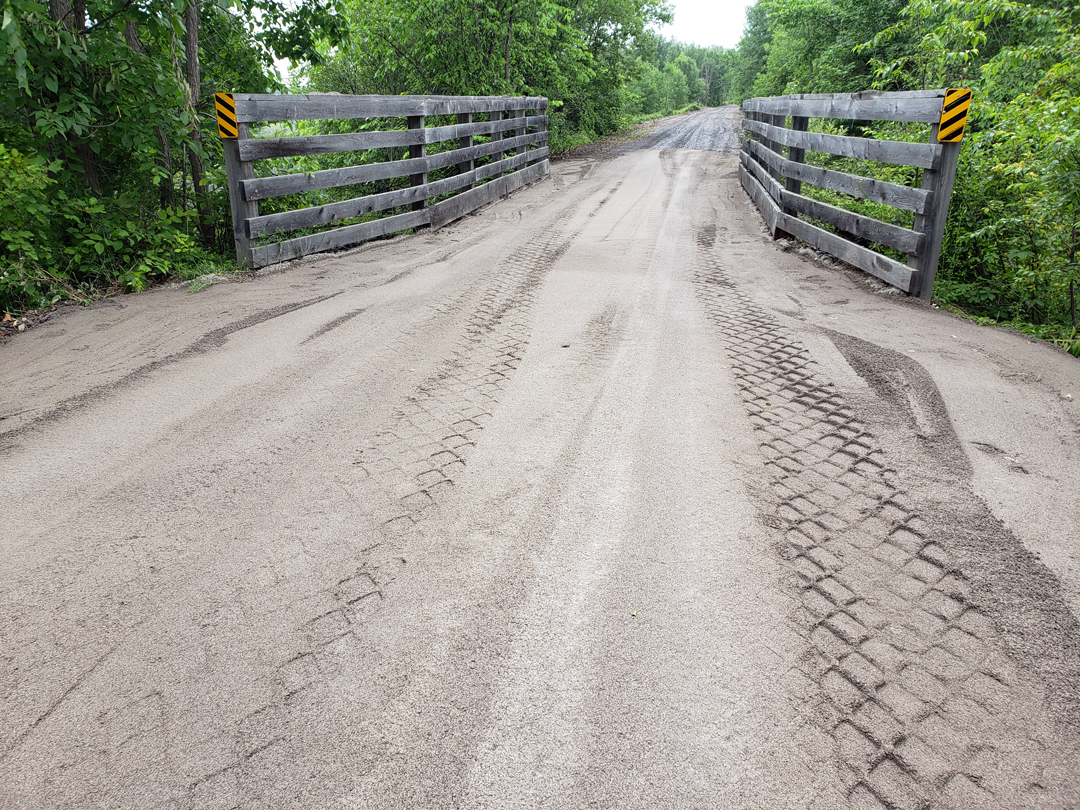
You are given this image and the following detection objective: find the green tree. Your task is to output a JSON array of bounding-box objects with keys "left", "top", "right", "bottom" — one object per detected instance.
[{"left": 0, "top": 0, "right": 343, "bottom": 310}]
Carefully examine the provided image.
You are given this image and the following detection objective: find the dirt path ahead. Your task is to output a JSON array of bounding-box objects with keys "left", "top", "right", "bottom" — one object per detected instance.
[{"left": 2, "top": 108, "right": 1078, "bottom": 809}]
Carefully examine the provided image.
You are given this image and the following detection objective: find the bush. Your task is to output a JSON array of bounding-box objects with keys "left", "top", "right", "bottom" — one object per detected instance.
[
  {"left": 0, "top": 145, "right": 70, "bottom": 312},
  {"left": 0, "top": 143, "right": 203, "bottom": 313}
]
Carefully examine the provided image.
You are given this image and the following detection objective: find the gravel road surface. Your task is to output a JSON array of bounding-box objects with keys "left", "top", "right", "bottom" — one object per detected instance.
[{"left": 2, "top": 106, "right": 1079, "bottom": 809}]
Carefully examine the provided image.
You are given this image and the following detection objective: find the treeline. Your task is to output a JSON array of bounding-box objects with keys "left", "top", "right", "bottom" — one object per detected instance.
[
  {"left": 302, "top": 0, "right": 726, "bottom": 151},
  {"left": 722, "top": 0, "right": 1079, "bottom": 346},
  {"left": 2, "top": 0, "right": 1078, "bottom": 349},
  {"left": 0, "top": 0, "right": 733, "bottom": 313},
  {"left": 1, "top": 0, "right": 347, "bottom": 311}
]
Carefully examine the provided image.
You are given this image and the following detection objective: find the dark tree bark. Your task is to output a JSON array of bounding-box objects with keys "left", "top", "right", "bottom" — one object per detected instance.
[
  {"left": 182, "top": 0, "right": 215, "bottom": 244},
  {"left": 47, "top": 0, "right": 71, "bottom": 26},
  {"left": 504, "top": 10, "right": 514, "bottom": 85},
  {"left": 1069, "top": 219, "right": 1077, "bottom": 329},
  {"left": 125, "top": 20, "right": 176, "bottom": 208},
  {"left": 49, "top": 0, "right": 101, "bottom": 192}
]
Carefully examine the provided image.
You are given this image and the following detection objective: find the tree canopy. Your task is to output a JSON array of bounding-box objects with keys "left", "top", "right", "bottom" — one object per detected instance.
[
  {"left": 725, "top": 0, "right": 1080, "bottom": 345},
  {"left": 1, "top": 0, "right": 1077, "bottom": 351}
]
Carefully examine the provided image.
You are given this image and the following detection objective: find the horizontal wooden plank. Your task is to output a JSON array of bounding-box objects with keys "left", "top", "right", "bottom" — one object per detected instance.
[
  {"left": 777, "top": 212, "right": 917, "bottom": 292},
  {"left": 430, "top": 159, "right": 549, "bottom": 229},
  {"left": 756, "top": 90, "right": 947, "bottom": 102},
  {"left": 745, "top": 142, "right": 922, "bottom": 254},
  {"left": 249, "top": 172, "right": 458, "bottom": 238},
  {"left": 743, "top": 90, "right": 946, "bottom": 123},
  {"left": 232, "top": 94, "right": 548, "bottom": 124},
  {"left": 242, "top": 131, "right": 547, "bottom": 200},
  {"left": 471, "top": 146, "right": 548, "bottom": 183},
  {"left": 739, "top": 161, "right": 781, "bottom": 235},
  {"left": 747, "top": 139, "right": 933, "bottom": 214},
  {"left": 239, "top": 115, "right": 549, "bottom": 161},
  {"left": 251, "top": 208, "right": 430, "bottom": 267},
  {"left": 425, "top": 115, "right": 545, "bottom": 146},
  {"left": 247, "top": 147, "right": 549, "bottom": 236},
  {"left": 740, "top": 147, "right": 784, "bottom": 209},
  {"left": 743, "top": 118, "right": 940, "bottom": 169},
  {"left": 242, "top": 129, "right": 418, "bottom": 161},
  {"left": 779, "top": 187, "right": 924, "bottom": 256}
]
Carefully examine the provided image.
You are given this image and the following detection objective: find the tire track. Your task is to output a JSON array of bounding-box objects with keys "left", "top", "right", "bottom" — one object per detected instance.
[
  {"left": 690, "top": 230, "right": 1075, "bottom": 809},
  {"left": 173, "top": 173, "right": 625, "bottom": 809},
  {"left": 352, "top": 180, "right": 624, "bottom": 531}
]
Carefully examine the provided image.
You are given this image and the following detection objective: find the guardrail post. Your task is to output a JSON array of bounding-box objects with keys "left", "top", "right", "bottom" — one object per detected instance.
[
  {"left": 909, "top": 124, "right": 961, "bottom": 301},
  {"left": 408, "top": 115, "right": 426, "bottom": 211},
  {"left": 457, "top": 112, "right": 474, "bottom": 190},
  {"left": 221, "top": 121, "right": 258, "bottom": 271},
  {"left": 535, "top": 104, "right": 549, "bottom": 169},
  {"left": 513, "top": 108, "right": 526, "bottom": 158},
  {"left": 783, "top": 116, "right": 809, "bottom": 200},
  {"left": 766, "top": 114, "right": 786, "bottom": 183},
  {"left": 491, "top": 110, "right": 503, "bottom": 170},
  {"left": 748, "top": 110, "right": 763, "bottom": 161},
  {"left": 778, "top": 115, "right": 809, "bottom": 240}
]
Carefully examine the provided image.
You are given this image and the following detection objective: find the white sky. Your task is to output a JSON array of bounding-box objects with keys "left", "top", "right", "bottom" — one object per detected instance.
[{"left": 656, "top": 0, "right": 756, "bottom": 50}]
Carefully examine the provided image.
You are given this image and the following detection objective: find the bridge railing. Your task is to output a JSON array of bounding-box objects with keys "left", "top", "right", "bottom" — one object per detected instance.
[
  {"left": 740, "top": 89, "right": 971, "bottom": 299},
  {"left": 215, "top": 93, "right": 550, "bottom": 270}
]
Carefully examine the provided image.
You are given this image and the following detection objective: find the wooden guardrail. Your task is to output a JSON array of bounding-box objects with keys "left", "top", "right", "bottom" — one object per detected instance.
[
  {"left": 215, "top": 93, "right": 550, "bottom": 270},
  {"left": 740, "top": 89, "right": 971, "bottom": 299}
]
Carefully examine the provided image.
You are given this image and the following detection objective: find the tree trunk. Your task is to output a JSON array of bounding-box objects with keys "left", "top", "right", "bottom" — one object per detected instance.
[
  {"left": 183, "top": 0, "right": 215, "bottom": 244},
  {"left": 1070, "top": 279, "right": 1076, "bottom": 330},
  {"left": 125, "top": 20, "right": 175, "bottom": 208},
  {"left": 49, "top": 0, "right": 100, "bottom": 192},
  {"left": 1070, "top": 221, "right": 1077, "bottom": 329},
  {"left": 47, "top": 0, "right": 71, "bottom": 26},
  {"left": 504, "top": 9, "right": 514, "bottom": 86}
]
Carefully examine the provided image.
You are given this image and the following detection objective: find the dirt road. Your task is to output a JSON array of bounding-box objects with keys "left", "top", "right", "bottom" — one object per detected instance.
[{"left": 2, "top": 107, "right": 1079, "bottom": 809}]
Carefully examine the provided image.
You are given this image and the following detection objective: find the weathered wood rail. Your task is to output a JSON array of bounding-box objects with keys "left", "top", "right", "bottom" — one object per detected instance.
[
  {"left": 218, "top": 94, "right": 550, "bottom": 269},
  {"left": 740, "top": 89, "right": 968, "bottom": 299}
]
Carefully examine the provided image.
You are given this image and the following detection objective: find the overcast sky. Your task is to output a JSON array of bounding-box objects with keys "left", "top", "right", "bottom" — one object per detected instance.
[{"left": 656, "top": 0, "right": 755, "bottom": 50}]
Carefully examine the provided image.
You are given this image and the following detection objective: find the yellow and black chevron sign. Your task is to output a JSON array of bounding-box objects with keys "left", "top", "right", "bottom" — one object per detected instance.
[
  {"left": 215, "top": 93, "right": 238, "bottom": 139},
  {"left": 938, "top": 88, "right": 972, "bottom": 143}
]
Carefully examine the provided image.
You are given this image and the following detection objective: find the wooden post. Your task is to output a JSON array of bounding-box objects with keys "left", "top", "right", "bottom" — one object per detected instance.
[
  {"left": 221, "top": 121, "right": 258, "bottom": 271},
  {"left": 909, "top": 124, "right": 961, "bottom": 301},
  {"left": 513, "top": 108, "right": 525, "bottom": 158},
  {"left": 766, "top": 113, "right": 785, "bottom": 183},
  {"left": 748, "top": 110, "right": 762, "bottom": 156},
  {"left": 766, "top": 113, "right": 792, "bottom": 241},
  {"left": 749, "top": 111, "right": 770, "bottom": 173},
  {"left": 490, "top": 110, "right": 503, "bottom": 173},
  {"left": 741, "top": 111, "right": 753, "bottom": 164},
  {"left": 777, "top": 114, "right": 810, "bottom": 240},
  {"left": 457, "top": 112, "right": 474, "bottom": 190},
  {"left": 784, "top": 116, "right": 809, "bottom": 199},
  {"left": 536, "top": 105, "right": 549, "bottom": 171},
  {"left": 743, "top": 109, "right": 780, "bottom": 238},
  {"left": 408, "top": 115, "right": 426, "bottom": 211}
]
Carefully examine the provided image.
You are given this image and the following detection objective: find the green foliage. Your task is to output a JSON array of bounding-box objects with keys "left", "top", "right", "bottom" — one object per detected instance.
[
  {"left": 0, "top": 144, "right": 55, "bottom": 265},
  {"left": 0, "top": 143, "right": 72, "bottom": 310},
  {"left": 305, "top": 0, "right": 718, "bottom": 148},
  {"left": 874, "top": 0, "right": 1080, "bottom": 330},
  {"left": 728, "top": 0, "right": 1080, "bottom": 341},
  {"left": 60, "top": 196, "right": 199, "bottom": 292},
  {"left": 727, "top": 0, "right": 903, "bottom": 99},
  {"left": 0, "top": 0, "right": 343, "bottom": 314}
]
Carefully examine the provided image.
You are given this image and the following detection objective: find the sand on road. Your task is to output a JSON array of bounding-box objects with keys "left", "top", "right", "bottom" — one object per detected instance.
[{"left": 2, "top": 107, "right": 1079, "bottom": 809}]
